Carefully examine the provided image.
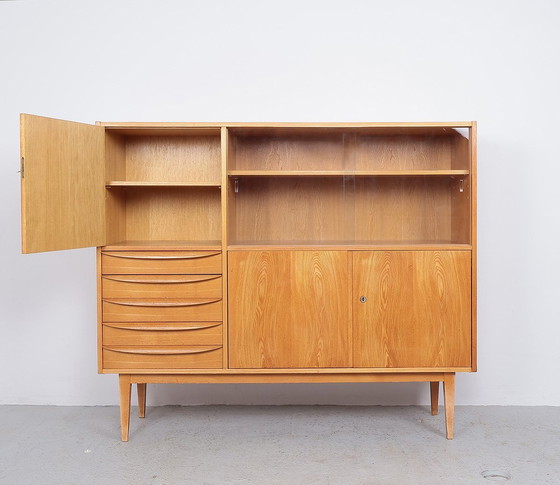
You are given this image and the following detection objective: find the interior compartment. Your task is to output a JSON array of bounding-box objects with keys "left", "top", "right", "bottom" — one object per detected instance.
[
  {"left": 106, "top": 186, "right": 221, "bottom": 243},
  {"left": 228, "top": 127, "right": 470, "bottom": 172},
  {"left": 106, "top": 129, "right": 221, "bottom": 184},
  {"left": 228, "top": 175, "right": 470, "bottom": 245}
]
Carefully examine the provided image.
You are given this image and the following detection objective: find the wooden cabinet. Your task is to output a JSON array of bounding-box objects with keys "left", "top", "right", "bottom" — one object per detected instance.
[{"left": 20, "top": 116, "right": 477, "bottom": 441}]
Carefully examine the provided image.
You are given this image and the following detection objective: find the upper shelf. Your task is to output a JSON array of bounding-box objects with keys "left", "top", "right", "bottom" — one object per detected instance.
[
  {"left": 227, "top": 170, "right": 469, "bottom": 177},
  {"left": 106, "top": 181, "right": 221, "bottom": 188}
]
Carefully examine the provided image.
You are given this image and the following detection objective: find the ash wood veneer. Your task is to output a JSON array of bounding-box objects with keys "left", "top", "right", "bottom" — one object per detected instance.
[{"left": 20, "top": 116, "right": 476, "bottom": 441}]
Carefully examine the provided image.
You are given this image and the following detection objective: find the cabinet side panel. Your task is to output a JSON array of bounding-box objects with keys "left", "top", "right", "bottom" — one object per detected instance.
[
  {"left": 470, "top": 123, "right": 478, "bottom": 371},
  {"left": 20, "top": 114, "right": 106, "bottom": 253},
  {"left": 229, "top": 251, "right": 351, "bottom": 368}
]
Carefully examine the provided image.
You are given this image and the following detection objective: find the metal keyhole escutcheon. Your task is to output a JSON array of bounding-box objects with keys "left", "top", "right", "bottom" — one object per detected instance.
[{"left": 359, "top": 296, "right": 367, "bottom": 303}]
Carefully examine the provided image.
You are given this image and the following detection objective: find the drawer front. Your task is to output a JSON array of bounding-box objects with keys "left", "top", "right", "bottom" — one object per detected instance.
[
  {"left": 103, "top": 322, "right": 222, "bottom": 346},
  {"left": 102, "top": 251, "right": 222, "bottom": 275},
  {"left": 103, "top": 299, "right": 222, "bottom": 322},
  {"left": 102, "top": 275, "right": 222, "bottom": 299},
  {"left": 103, "top": 346, "right": 223, "bottom": 369}
]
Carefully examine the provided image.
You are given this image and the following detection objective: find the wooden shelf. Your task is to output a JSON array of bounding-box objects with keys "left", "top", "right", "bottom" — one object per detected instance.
[
  {"left": 228, "top": 170, "right": 469, "bottom": 177},
  {"left": 106, "top": 181, "right": 221, "bottom": 188},
  {"left": 228, "top": 241, "right": 472, "bottom": 251},
  {"left": 103, "top": 240, "right": 222, "bottom": 250}
]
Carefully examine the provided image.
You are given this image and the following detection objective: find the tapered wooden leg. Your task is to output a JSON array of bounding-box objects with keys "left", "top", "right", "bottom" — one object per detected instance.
[
  {"left": 137, "top": 383, "right": 146, "bottom": 418},
  {"left": 443, "top": 373, "right": 455, "bottom": 440},
  {"left": 430, "top": 381, "right": 439, "bottom": 416},
  {"left": 119, "top": 375, "right": 131, "bottom": 442}
]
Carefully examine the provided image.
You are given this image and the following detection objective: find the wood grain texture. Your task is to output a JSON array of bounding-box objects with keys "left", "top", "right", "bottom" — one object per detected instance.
[
  {"left": 104, "top": 347, "right": 223, "bottom": 369},
  {"left": 221, "top": 127, "right": 230, "bottom": 369},
  {"left": 353, "top": 251, "right": 471, "bottom": 368},
  {"left": 232, "top": 177, "right": 348, "bottom": 243},
  {"left": 101, "top": 251, "right": 222, "bottom": 274},
  {"left": 102, "top": 274, "right": 222, "bottom": 298},
  {"left": 231, "top": 133, "right": 345, "bottom": 170},
  {"left": 228, "top": 242, "right": 472, "bottom": 250},
  {"left": 119, "top": 374, "right": 131, "bottom": 441},
  {"left": 106, "top": 181, "right": 221, "bottom": 187},
  {"left": 444, "top": 373, "right": 455, "bottom": 439},
  {"left": 20, "top": 114, "right": 105, "bottom": 253},
  {"left": 430, "top": 381, "right": 439, "bottom": 415},
  {"left": 137, "top": 383, "right": 146, "bottom": 418},
  {"left": 103, "top": 366, "right": 469, "bottom": 375},
  {"left": 119, "top": 187, "right": 221, "bottom": 242},
  {"left": 103, "top": 298, "right": 222, "bottom": 322},
  {"left": 354, "top": 177, "right": 468, "bottom": 243},
  {"left": 103, "top": 240, "right": 221, "bottom": 250},
  {"left": 128, "top": 372, "right": 447, "bottom": 383},
  {"left": 231, "top": 176, "right": 469, "bottom": 245},
  {"left": 354, "top": 134, "right": 453, "bottom": 170},
  {"left": 105, "top": 131, "right": 126, "bottom": 245},
  {"left": 100, "top": 122, "right": 475, "bottom": 129},
  {"left": 228, "top": 251, "right": 351, "bottom": 368},
  {"left": 471, "top": 123, "right": 478, "bottom": 372},
  {"left": 103, "top": 322, "right": 222, "bottom": 346},
  {"left": 228, "top": 170, "right": 469, "bottom": 176},
  {"left": 97, "top": 248, "right": 103, "bottom": 373},
  {"left": 119, "top": 135, "right": 221, "bottom": 184}
]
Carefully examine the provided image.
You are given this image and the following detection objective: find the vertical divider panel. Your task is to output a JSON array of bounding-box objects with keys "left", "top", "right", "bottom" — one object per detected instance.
[{"left": 221, "top": 127, "right": 229, "bottom": 369}]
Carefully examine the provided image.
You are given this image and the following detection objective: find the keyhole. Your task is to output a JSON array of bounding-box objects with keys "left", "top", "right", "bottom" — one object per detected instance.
[{"left": 359, "top": 296, "right": 367, "bottom": 303}]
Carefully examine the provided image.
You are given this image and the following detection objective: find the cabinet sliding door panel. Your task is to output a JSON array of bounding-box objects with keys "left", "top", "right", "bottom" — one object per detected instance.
[
  {"left": 229, "top": 250, "right": 351, "bottom": 368},
  {"left": 353, "top": 251, "right": 471, "bottom": 368}
]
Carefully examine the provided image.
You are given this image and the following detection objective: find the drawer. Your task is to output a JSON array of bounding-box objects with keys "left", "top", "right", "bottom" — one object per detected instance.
[
  {"left": 103, "top": 322, "right": 222, "bottom": 346},
  {"left": 103, "top": 299, "right": 222, "bottom": 322},
  {"left": 102, "top": 251, "right": 222, "bottom": 275},
  {"left": 103, "top": 346, "right": 223, "bottom": 369},
  {"left": 102, "top": 275, "right": 222, "bottom": 299}
]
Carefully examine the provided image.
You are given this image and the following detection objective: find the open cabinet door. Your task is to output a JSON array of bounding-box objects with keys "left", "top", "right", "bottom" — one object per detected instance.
[{"left": 21, "top": 114, "right": 106, "bottom": 253}]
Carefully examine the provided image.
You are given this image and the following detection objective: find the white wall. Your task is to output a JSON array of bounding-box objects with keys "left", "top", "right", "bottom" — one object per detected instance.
[{"left": 1, "top": 0, "right": 559, "bottom": 406}]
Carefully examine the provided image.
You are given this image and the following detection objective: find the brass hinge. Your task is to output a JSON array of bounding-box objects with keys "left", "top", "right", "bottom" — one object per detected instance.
[{"left": 20, "top": 157, "right": 24, "bottom": 178}]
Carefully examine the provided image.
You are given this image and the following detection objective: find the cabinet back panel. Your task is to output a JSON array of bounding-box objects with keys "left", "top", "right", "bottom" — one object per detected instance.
[
  {"left": 109, "top": 135, "right": 221, "bottom": 183},
  {"left": 354, "top": 177, "right": 467, "bottom": 243},
  {"left": 231, "top": 132, "right": 470, "bottom": 172},
  {"left": 120, "top": 187, "right": 221, "bottom": 241},
  {"left": 232, "top": 134, "right": 346, "bottom": 170},
  {"left": 353, "top": 135, "right": 453, "bottom": 170},
  {"left": 232, "top": 177, "right": 350, "bottom": 242}
]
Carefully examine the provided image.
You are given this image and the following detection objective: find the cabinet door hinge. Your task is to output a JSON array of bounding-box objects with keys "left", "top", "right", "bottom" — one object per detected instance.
[{"left": 20, "top": 157, "right": 24, "bottom": 178}]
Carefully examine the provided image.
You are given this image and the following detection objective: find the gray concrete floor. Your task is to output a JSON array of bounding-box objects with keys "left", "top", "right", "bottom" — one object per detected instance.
[{"left": 0, "top": 405, "right": 558, "bottom": 485}]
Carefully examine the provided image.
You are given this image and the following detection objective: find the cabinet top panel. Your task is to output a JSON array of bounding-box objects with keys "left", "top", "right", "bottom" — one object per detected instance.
[{"left": 97, "top": 121, "right": 475, "bottom": 134}]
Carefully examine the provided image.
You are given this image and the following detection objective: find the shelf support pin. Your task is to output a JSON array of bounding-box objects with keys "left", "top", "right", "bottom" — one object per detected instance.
[
  {"left": 234, "top": 178, "right": 239, "bottom": 193},
  {"left": 459, "top": 179, "right": 464, "bottom": 193}
]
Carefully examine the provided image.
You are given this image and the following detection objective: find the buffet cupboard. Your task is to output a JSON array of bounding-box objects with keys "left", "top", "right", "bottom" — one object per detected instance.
[{"left": 20, "top": 115, "right": 477, "bottom": 440}]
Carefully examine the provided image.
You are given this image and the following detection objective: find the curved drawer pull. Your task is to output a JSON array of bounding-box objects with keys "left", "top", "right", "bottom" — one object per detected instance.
[
  {"left": 103, "top": 346, "right": 221, "bottom": 355},
  {"left": 103, "top": 251, "right": 220, "bottom": 261},
  {"left": 104, "top": 299, "right": 221, "bottom": 308},
  {"left": 104, "top": 323, "right": 221, "bottom": 331},
  {"left": 102, "top": 275, "right": 221, "bottom": 284}
]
